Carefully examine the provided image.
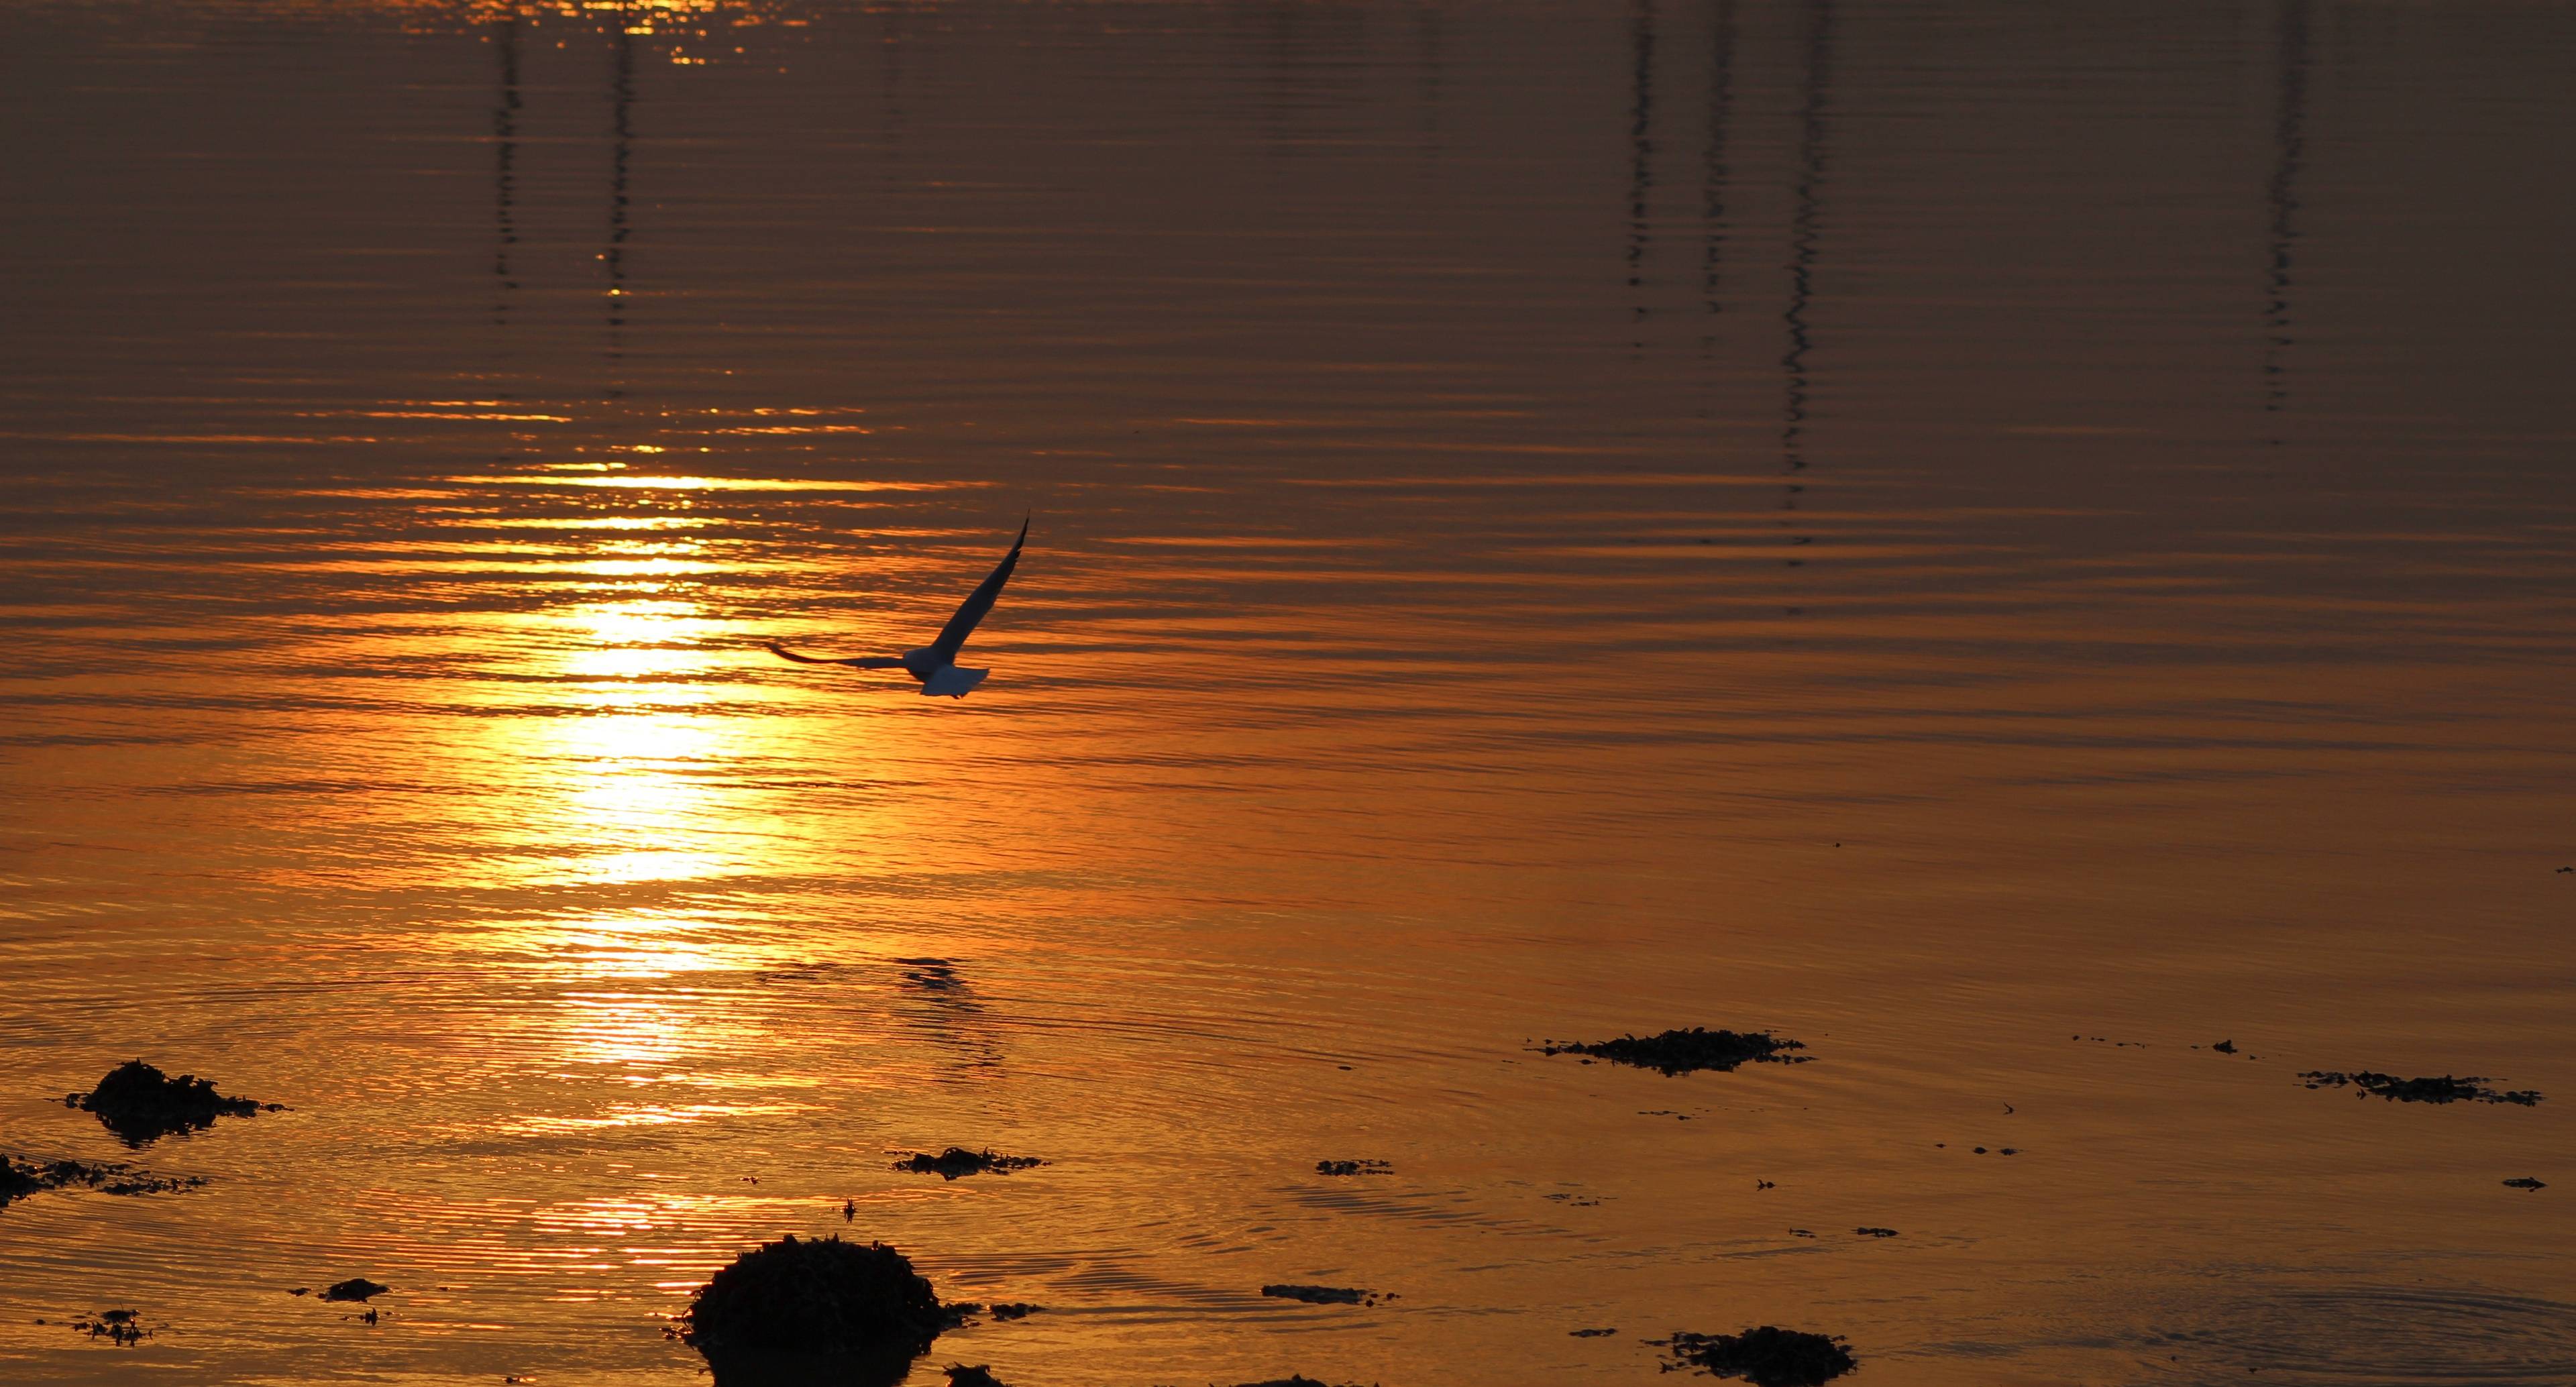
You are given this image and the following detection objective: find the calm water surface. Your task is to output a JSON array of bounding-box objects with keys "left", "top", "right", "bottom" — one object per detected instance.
[{"left": 3, "top": 2, "right": 2573, "bottom": 1384}]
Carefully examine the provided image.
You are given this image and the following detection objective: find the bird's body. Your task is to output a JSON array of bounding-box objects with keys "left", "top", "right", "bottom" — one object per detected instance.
[{"left": 767, "top": 518, "right": 1028, "bottom": 698}]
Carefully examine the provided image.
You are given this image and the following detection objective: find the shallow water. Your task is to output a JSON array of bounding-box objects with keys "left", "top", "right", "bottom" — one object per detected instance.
[{"left": 1, "top": 1, "right": 2572, "bottom": 1384}]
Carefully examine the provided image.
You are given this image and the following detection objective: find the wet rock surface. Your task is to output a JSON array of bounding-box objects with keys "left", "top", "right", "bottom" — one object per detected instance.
[
  {"left": 1660, "top": 1326, "right": 1858, "bottom": 1386},
  {"left": 1314, "top": 1160, "right": 1393, "bottom": 1177},
  {"left": 1261, "top": 1283, "right": 1393, "bottom": 1307},
  {"left": 64, "top": 1060, "right": 276, "bottom": 1145},
  {"left": 1540, "top": 1028, "right": 1807, "bottom": 1076},
  {"left": 680, "top": 1235, "right": 950, "bottom": 1386},
  {"left": 0, "top": 1155, "right": 205, "bottom": 1207},
  {"left": 2297, "top": 1070, "right": 2541, "bottom": 1105},
  {"left": 892, "top": 1148, "right": 1046, "bottom": 1180}
]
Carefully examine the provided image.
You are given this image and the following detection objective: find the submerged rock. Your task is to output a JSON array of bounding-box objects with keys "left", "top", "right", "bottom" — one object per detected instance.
[
  {"left": 2296, "top": 1070, "right": 2541, "bottom": 1106},
  {"left": 1539, "top": 1029, "right": 1807, "bottom": 1076},
  {"left": 64, "top": 1060, "right": 275, "bottom": 1144},
  {"left": 1662, "top": 1326, "right": 1858, "bottom": 1386},
  {"left": 891, "top": 1148, "right": 1046, "bottom": 1180},
  {"left": 1260, "top": 1283, "right": 1393, "bottom": 1307},
  {"left": 681, "top": 1235, "right": 951, "bottom": 1387},
  {"left": 0, "top": 1155, "right": 204, "bottom": 1208}
]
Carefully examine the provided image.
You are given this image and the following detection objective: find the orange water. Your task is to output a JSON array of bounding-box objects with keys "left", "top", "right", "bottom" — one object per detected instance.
[{"left": 2, "top": 2, "right": 2573, "bottom": 1384}]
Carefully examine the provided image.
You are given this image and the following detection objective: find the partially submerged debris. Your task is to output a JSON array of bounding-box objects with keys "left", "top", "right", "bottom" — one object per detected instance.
[
  {"left": 987, "top": 1302, "right": 1041, "bottom": 1321},
  {"left": 2211, "top": 1039, "right": 2237, "bottom": 1054},
  {"left": 1260, "top": 1283, "right": 1393, "bottom": 1307},
  {"left": 2297, "top": 1070, "right": 2541, "bottom": 1106},
  {"left": 892, "top": 1148, "right": 1046, "bottom": 1180},
  {"left": 1853, "top": 1227, "right": 1898, "bottom": 1238},
  {"left": 1571, "top": 1326, "right": 1618, "bottom": 1337},
  {"left": 70, "top": 1308, "right": 150, "bottom": 1346},
  {"left": 1662, "top": 1326, "right": 1858, "bottom": 1386},
  {"left": 321, "top": 1279, "right": 390, "bottom": 1303},
  {"left": 2504, "top": 1177, "right": 2547, "bottom": 1191},
  {"left": 0, "top": 1155, "right": 205, "bottom": 1207},
  {"left": 680, "top": 1235, "right": 950, "bottom": 1386},
  {"left": 1539, "top": 1028, "right": 1807, "bottom": 1076},
  {"left": 1315, "top": 1160, "right": 1392, "bottom": 1177},
  {"left": 64, "top": 1060, "right": 276, "bottom": 1144}
]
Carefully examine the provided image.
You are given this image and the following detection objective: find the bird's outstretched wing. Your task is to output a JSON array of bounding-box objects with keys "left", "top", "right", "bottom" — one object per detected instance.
[
  {"left": 928, "top": 516, "right": 1028, "bottom": 665},
  {"left": 766, "top": 641, "right": 904, "bottom": 669}
]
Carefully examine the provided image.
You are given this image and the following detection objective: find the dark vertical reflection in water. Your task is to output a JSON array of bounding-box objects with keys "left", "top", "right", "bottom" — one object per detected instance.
[
  {"left": 1414, "top": 2, "right": 1444, "bottom": 146},
  {"left": 1780, "top": 0, "right": 1832, "bottom": 573},
  {"left": 1627, "top": 0, "right": 1657, "bottom": 341},
  {"left": 490, "top": 13, "right": 521, "bottom": 326},
  {"left": 606, "top": 4, "right": 634, "bottom": 371},
  {"left": 2263, "top": 0, "right": 2311, "bottom": 423},
  {"left": 1700, "top": 0, "right": 1735, "bottom": 352}
]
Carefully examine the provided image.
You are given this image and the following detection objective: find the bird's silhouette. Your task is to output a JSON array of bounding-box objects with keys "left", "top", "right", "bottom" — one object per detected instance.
[{"left": 767, "top": 518, "right": 1029, "bottom": 698}]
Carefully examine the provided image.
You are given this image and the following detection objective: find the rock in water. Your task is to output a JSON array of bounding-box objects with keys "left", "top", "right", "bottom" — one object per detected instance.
[
  {"left": 1539, "top": 1028, "right": 1807, "bottom": 1076},
  {"left": 889, "top": 1148, "right": 1044, "bottom": 1180},
  {"left": 66, "top": 1060, "right": 269, "bottom": 1144},
  {"left": 1663, "top": 1326, "right": 1858, "bottom": 1386},
  {"left": 683, "top": 1235, "right": 951, "bottom": 1387}
]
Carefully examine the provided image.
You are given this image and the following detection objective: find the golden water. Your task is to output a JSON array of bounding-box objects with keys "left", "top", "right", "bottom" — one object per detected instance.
[{"left": 2, "top": 2, "right": 2573, "bottom": 1383}]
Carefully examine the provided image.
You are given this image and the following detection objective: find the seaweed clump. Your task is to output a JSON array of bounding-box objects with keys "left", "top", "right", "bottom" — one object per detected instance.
[
  {"left": 70, "top": 1309, "right": 150, "bottom": 1346},
  {"left": 1541, "top": 1029, "right": 1807, "bottom": 1076},
  {"left": 1, "top": 1156, "right": 204, "bottom": 1208},
  {"left": 892, "top": 1148, "right": 1045, "bottom": 1180},
  {"left": 65, "top": 1060, "right": 276, "bottom": 1144},
  {"left": 680, "top": 1235, "right": 951, "bottom": 1386},
  {"left": 1261, "top": 1283, "right": 1393, "bottom": 1307},
  {"left": 1661, "top": 1327, "right": 1857, "bottom": 1386},
  {"left": 2297, "top": 1070, "right": 2541, "bottom": 1106}
]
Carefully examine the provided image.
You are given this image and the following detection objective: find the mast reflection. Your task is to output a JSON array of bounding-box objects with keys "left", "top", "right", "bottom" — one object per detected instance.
[{"left": 2263, "top": 0, "right": 2311, "bottom": 423}]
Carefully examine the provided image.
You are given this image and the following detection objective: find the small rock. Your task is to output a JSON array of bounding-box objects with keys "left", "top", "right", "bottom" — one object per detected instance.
[
  {"left": 1538, "top": 1028, "right": 1807, "bottom": 1076},
  {"left": 1662, "top": 1325, "right": 1856, "bottom": 1386},
  {"left": 1260, "top": 1283, "right": 1389, "bottom": 1307},
  {"left": 891, "top": 1148, "right": 1045, "bottom": 1180},
  {"left": 2504, "top": 1177, "right": 2547, "bottom": 1191},
  {"left": 322, "top": 1279, "right": 390, "bottom": 1303},
  {"left": 66, "top": 1060, "right": 274, "bottom": 1146}
]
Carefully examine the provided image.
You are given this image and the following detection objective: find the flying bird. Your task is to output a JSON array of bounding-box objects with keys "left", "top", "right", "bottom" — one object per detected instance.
[{"left": 767, "top": 517, "right": 1028, "bottom": 698}]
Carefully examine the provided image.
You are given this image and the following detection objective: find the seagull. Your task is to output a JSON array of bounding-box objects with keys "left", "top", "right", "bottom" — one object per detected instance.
[{"left": 767, "top": 517, "right": 1028, "bottom": 698}]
